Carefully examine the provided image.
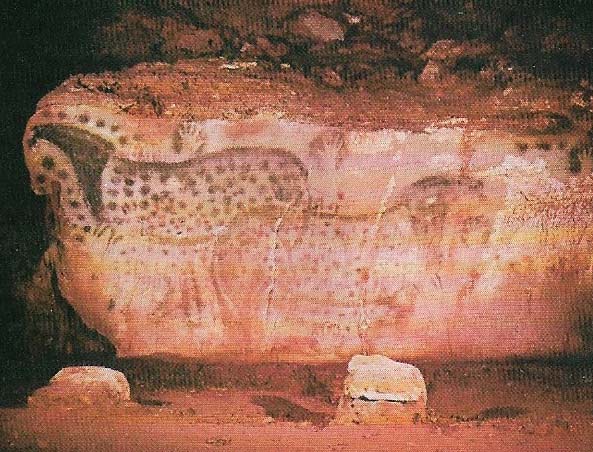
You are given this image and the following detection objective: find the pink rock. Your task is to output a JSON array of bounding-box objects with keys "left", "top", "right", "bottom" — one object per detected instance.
[
  {"left": 21, "top": 59, "right": 593, "bottom": 363},
  {"left": 290, "top": 10, "right": 344, "bottom": 43}
]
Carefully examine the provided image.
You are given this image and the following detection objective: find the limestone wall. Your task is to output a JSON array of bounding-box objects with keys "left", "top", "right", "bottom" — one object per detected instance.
[{"left": 22, "top": 60, "right": 593, "bottom": 362}]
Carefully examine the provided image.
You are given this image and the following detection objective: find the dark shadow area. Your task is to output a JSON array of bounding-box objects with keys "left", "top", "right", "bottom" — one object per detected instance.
[
  {"left": 252, "top": 395, "right": 330, "bottom": 426},
  {"left": 475, "top": 406, "right": 528, "bottom": 421}
]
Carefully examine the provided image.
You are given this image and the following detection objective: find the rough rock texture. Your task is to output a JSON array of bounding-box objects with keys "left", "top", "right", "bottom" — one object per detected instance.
[
  {"left": 28, "top": 366, "right": 130, "bottom": 407},
  {"left": 420, "top": 39, "right": 492, "bottom": 86},
  {"left": 335, "top": 355, "right": 426, "bottom": 425},
  {"left": 85, "top": 1, "right": 593, "bottom": 87},
  {"left": 22, "top": 59, "right": 593, "bottom": 362},
  {"left": 289, "top": 10, "right": 344, "bottom": 44}
]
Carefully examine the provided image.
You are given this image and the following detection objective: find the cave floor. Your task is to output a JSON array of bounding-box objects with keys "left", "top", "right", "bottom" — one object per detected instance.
[{"left": 1, "top": 360, "right": 593, "bottom": 451}]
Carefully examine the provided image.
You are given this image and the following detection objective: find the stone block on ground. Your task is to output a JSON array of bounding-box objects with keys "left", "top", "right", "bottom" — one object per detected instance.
[
  {"left": 334, "top": 355, "right": 427, "bottom": 424},
  {"left": 28, "top": 366, "right": 131, "bottom": 408}
]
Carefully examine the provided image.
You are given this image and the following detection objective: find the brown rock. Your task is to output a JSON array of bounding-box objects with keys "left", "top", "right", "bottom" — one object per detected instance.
[
  {"left": 421, "top": 39, "right": 491, "bottom": 85},
  {"left": 289, "top": 10, "right": 344, "bottom": 44},
  {"left": 20, "top": 59, "right": 593, "bottom": 363},
  {"left": 164, "top": 28, "right": 223, "bottom": 56},
  {"left": 424, "top": 39, "right": 492, "bottom": 65},
  {"left": 240, "top": 36, "right": 288, "bottom": 59},
  {"left": 570, "top": 80, "right": 593, "bottom": 113},
  {"left": 28, "top": 366, "right": 131, "bottom": 408},
  {"left": 315, "top": 67, "right": 344, "bottom": 88},
  {"left": 418, "top": 60, "right": 445, "bottom": 85}
]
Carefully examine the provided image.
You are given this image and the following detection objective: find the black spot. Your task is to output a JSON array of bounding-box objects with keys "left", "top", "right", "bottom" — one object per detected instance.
[
  {"left": 41, "top": 156, "right": 55, "bottom": 170},
  {"left": 83, "top": 225, "right": 91, "bottom": 233},
  {"left": 36, "top": 174, "right": 46, "bottom": 184},
  {"left": 124, "top": 178, "right": 135, "bottom": 186},
  {"left": 413, "top": 175, "right": 452, "bottom": 189},
  {"left": 31, "top": 125, "right": 113, "bottom": 217}
]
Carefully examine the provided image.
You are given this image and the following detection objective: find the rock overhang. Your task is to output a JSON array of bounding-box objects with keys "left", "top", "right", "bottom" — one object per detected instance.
[{"left": 20, "top": 59, "right": 593, "bottom": 362}]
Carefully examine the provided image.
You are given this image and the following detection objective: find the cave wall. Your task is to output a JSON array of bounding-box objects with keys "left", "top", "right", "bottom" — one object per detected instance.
[{"left": 2, "top": 0, "right": 593, "bottom": 367}]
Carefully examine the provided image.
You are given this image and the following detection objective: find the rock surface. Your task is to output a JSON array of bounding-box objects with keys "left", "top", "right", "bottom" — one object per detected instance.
[
  {"left": 420, "top": 39, "right": 492, "bottom": 86},
  {"left": 335, "top": 355, "right": 426, "bottom": 424},
  {"left": 289, "top": 10, "right": 344, "bottom": 44},
  {"left": 21, "top": 59, "right": 593, "bottom": 362},
  {"left": 28, "top": 366, "right": 131, "bottom": 407},
  {"left": 83, "top": 1, "right": 593, "bottom": 88}
]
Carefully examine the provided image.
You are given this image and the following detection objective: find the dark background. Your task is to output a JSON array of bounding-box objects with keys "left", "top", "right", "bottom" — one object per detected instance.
[{"left": 1, "top": 0, "right": 592, "bottom": 404}]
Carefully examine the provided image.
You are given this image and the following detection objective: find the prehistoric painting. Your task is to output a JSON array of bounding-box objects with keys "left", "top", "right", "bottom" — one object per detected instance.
[{"left": 1, "top": 1, "right": 593, "bottom": 450}]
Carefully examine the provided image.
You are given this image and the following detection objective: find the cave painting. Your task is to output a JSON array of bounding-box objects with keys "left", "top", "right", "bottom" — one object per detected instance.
[{"left": 22, "top": 60, "right": 593, "bottom": 362}]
